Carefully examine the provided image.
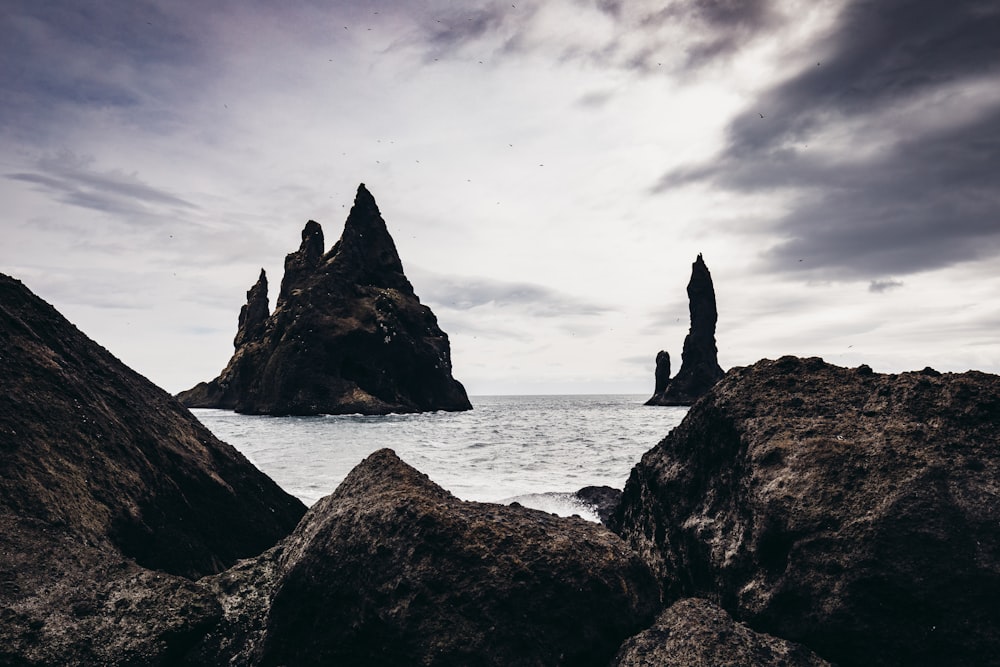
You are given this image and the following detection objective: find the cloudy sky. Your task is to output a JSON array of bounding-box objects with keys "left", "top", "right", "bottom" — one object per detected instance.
[{"left": 3, "top": 0, "right": 999, "bottom": 396}]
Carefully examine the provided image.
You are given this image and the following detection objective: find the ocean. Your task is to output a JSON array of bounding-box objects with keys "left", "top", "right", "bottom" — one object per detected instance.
[{"left": 192, "top": 395, "right": 688, "bottom": 523}]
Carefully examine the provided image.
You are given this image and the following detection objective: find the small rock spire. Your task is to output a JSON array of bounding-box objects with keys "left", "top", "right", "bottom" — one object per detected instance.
[
  {"left": 646, "top": 254, "right": 725, "bottom": 406},
  {"left": 235, "top": 268, "right": 270, "bottom": 348}
]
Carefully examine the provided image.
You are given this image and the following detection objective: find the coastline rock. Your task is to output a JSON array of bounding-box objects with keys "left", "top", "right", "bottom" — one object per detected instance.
[
  {"left": 645, "top": 254, "right": 724, "bottom": 406},
  {"left": 612, "top": 598, "right": 831, "bottom": 667},
  {"left": 0, "top": 273, "right": 305, "bottom": 578},
  {"left": 245, "top": 449, "right": 660, "bottom": 666},
  {"left": 178, "top": 183, "right": 472, "bottom": 416},
  {"left": 575, "top": 485, "right": 623, "bottom": 526},
  {"left": 615, "top": 356, "right": 1000, "bottom": 666},
  {"left": 0, "top": 273, "right": 306, "bottom": 663}
]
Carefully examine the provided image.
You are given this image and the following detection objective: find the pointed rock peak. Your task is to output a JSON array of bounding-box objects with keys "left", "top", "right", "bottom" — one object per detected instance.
[
  {"left": 235, "top": 268, "right": 270, "bottom": 348},
  {"left": 646, "top": 253, "right": 724, "bottom": 406},
  {"left": 331, "top": 183, "right": 405, "bottom": 283},
  {"left": 299, "top": 220, "right": 325, "bottom": 263},
  {"left": 279, "top": 221, "right": 327, "bottom": 304}
]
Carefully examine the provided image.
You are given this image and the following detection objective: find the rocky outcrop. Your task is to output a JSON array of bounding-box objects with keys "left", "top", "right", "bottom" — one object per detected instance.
[
  {"left": 575, "top": 485, "right": 623, "bottom": 526},
  {"left": 195, "top": 449, "right": 660, "bottom": 666},
  {"left": 178, "top": 183, "right": 472, "bottom": 416},
  {"left": 646, "top": 254, "right": 724, "bottom": 406},
  {"left": 612, "top": 598, "right": 831, "bottom": 667},
  {"left": 615, "top": 356, "right": 1000, "bottom": 667},
  {"left": 0, "top": 272, "right": 306, "bottom": 663}
]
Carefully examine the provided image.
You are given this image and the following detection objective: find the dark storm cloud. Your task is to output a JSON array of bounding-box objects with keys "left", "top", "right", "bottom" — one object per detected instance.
[
  {"left": 0, "top": 1, "right": 202, "bottom": 136},
  {"left": 411, "top": 0, "right": 779, "bottom": 73},
  {"left": 655, "top": 0, "right": 1000, "bottom": 281}
]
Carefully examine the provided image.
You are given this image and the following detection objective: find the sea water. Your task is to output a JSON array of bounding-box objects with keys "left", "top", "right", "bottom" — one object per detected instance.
[{"left": 192, "top": 395, "right": 687, "bottom": 522}]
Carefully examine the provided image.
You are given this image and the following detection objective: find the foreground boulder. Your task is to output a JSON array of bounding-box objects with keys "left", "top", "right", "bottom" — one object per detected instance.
[
  {"left": 203, "top": 449, "right": 660, "bottom": 666},
  {"left": 0, "top": 273, "right": 306, "bottom": 663},
  {"left": 612, "top": 598, "right": 831, "bottom": 667},
  {"left": 178, "top": 183, "right": 472, "bottom": 415},
  {"left": 615, "top": 356, "right": 1000, "bottom": 666},
  {"left": 0, "top": 273, "right": 305, "bottom": 578},
  {"left": 646, "top": 254, "right": 724, "bottom": 406}
]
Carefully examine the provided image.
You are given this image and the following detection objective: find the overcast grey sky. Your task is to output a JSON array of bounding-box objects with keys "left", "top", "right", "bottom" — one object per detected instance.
[{"left": 3, "top": 0, "right": 998, "bottom": 395}]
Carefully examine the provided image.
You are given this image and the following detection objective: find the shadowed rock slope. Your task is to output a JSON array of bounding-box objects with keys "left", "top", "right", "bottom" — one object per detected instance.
[
  {"left": 0, "top": 273, "right": 306, "bottom": 664},
  {"left": 191, "top": 449, "right": 661, "bottom": 666},
  {"left": 178, "top": 183, "right": 471, "bottom": 415},
  {"left": 612, "top": 598, "right": 831, "bottom": 667},
  {"left": 615, "top": 356, "right": 1000, "bottom": 667},
  {"left": 646, "top": 253, "right": 724, "bottom": 406}
]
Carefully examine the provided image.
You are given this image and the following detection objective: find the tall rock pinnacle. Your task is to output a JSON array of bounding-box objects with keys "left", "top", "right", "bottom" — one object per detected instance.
[
  {"left": 177, "top": 184, "right": 472, "bottom": 416},
  {"left": 645, "top": 253, "right": 725, "bottom": 406}
]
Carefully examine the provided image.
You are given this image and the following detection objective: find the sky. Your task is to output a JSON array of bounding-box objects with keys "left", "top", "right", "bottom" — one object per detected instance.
[{"left": 2, "top": 0, "right": 999, "bottom": 396}]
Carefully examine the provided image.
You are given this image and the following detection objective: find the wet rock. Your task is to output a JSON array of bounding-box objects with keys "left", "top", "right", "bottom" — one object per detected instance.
[
  {"left": 178, "top": 184, "right": 471, "bottom": 416},
  {"left": 646, "top": 254, "right": 724, "bottom": 406},
  {"left": 612, "top": 598, "right": 831, "bottom": 667},
  {"left": 575, "top": 485, "right": 622, "bottom": 526},
  {"left": 615, "top": 356, "right": 1000, "bottom": 666},
  {"left": 250, "top": 449, "right": 660, "bottom": 666}
]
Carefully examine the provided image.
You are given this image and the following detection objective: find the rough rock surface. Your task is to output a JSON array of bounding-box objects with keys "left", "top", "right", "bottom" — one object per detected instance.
[
  {"left": 243, "top": 449, "right": 660, "bottom": 666},
  {"left": 615, "top": 356, "right": 1000, "bottom": 667},
  {"left": 646, "top": 254, "right": 724, "bottom": 406},
  {"left": 0, "top": 273, "right": 306, "bottom": 663},
  {"left": 0, "top": 273, "right": 305, "bottom": 577},
  {"left": 612, "top": 598, "right": 831, "bottom": 667},
  {"left": 177, "top": 183, "right": 472, "bottom": 415}
]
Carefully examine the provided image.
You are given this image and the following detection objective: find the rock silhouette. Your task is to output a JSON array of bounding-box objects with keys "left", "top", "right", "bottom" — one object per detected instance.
[
  {"left": 645, "top": 253, "right": 724, "bottom": 406},
  {"left": 0, "top": 272, "right": 305, "bottom": 663},
  {"left": 178, "top": 183, "right": 472, "bottom": 415},
  {"left": 616, "top": 356, "right": 1000, "bottom": 667}
]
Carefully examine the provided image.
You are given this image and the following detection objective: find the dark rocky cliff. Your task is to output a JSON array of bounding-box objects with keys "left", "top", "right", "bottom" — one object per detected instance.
[
  {"left": 646, "top": 253, "right": 724, "bottom": 406},
  {"left": 0, "top": 272, "right": 306, "bottom": 663},
  {"left": 616, "top": 356, "right": 1000, "bottom": 667},
  {"left": 178, "top": 183, "right": 472, "bottom": 416}
]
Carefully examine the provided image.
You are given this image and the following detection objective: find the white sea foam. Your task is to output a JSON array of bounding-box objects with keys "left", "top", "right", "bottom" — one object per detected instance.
[{"left": 191, "top": 395, "right": 687, "bottom": 521}]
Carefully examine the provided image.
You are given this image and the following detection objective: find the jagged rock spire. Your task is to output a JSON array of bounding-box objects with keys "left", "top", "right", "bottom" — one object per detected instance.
[
  {"left": 234, "top": 268, "right": 270, "bottom": 348},
  {"left": 178, "top": 183, "right": 471, "bottom": 416},
  {"left": 646, "top": 253, "right": 725, "bottom": 406},
  {"left": 327, "top": 183, "right": 408, "bottom": 288},
  {"left": 278, "top": 220, "right": 325, "bottom": 305}
]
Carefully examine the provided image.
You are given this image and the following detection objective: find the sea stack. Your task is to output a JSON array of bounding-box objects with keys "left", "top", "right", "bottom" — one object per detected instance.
[
  {"left": 178, "top": 184, "right": 472, "bottom": 416},
  {"left": 645, "top": 253, "right": 724, "bottom": 406}
]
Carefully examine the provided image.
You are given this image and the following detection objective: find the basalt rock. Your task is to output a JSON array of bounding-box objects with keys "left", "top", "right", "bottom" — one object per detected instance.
[
  {"left": 645, "top": 254, "right": 724, "bottom": 406},
  {"left": 0, "top": 273, "right": 306, "bottom": 663},
  {"left": 208, "top": 449, "right": 661, "bottom": 666},
  {"left": 615, "top": 356, "right": 1000, "bottom": 667},
  {"left": 612, "top": 598, "right": 831, "bottom": 667},
  {"left": 178, "top": 183, "right": 472, "bottom": 416}
]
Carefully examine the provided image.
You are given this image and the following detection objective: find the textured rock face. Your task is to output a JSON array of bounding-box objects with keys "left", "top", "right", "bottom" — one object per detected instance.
[
  {"left": 616, "top": 356, "right": 1000, "bottom": 667},
  {"left": 178, "top": 183, "right": 471, "bottom": 416},
  {"left": 0, "top": 273, "right": 305, "bottom": 578},
  {"left": 249, "top": 449, "right": 660, "bottom": 666},
  {"left": 612, "top": 598, "right": 831, "bottom": 667},
  {"left": 646, "top": 254, "right": 724, "bottom": 406},
  {"left": 0, "top": 273, "right": 306, "bottom": 664}
]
